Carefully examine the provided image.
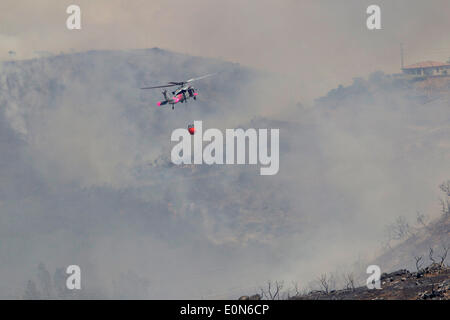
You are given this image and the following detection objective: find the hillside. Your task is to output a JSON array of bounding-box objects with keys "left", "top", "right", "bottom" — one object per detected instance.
[
  {"left": 299, "top": 211, "right": 450, "bottom": 300},
  {"left": 372, "top": 213, "right": 450, "bottom": 273},
  {"left": 0, "top": 49, "right": 449, "bottom": 299},
  {"left": 239, "top": 214, "right": 449, "bottom": 300},
  {"left": 291, "top": 264, "right": 450, "bottom": 300}
]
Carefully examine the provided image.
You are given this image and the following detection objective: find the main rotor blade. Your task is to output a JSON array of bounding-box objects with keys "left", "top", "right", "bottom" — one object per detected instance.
[
  {"left": 186, "top": 73, "right": 215, "bottom": 83},
  {"left": 141, "top": 73, "right": 215, "bottom": 89},
  {"left": 141, "top": 84, "right": 176, "bottom": 89}
]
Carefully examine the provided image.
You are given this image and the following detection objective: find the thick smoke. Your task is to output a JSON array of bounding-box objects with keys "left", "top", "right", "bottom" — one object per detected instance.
[{"left": 0, "top": 48, "right": 449, "bottom": 298}]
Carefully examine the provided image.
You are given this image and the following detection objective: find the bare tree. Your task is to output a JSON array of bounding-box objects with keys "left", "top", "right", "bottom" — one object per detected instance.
[
  {"left": 385, "top": 216, "right": 411, "bottom": 243},
  {"left": 294, "top": 281, "right": 301, "bottom": 296},
  {"left": 414, "top": 256, "right": 424, "bottom": 271},
  {"left": 438, "top": 245, "right": 448, "bottom": 266},
  {"left": 260, "top": 280, "right": 284, "bottom": 300},
  {"left": 395, "top": 216, "right": 411, "bottom": 239},
  {"left": 429, "top": 247, "right": 436, "bottom": 264},
  {"left": 343, "top": 272, "right": 356, "bottom": 291},
  {"left": 317, "top": 273, "right": 335, "bottom": 294},
  {"left": 287, "top": 281, "right": 301, "bottom": 298}
]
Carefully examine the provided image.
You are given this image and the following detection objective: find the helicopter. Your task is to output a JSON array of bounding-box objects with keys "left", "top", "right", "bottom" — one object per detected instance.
[{"left": 140, "top": 74, "right": 214, "bottom": 109}]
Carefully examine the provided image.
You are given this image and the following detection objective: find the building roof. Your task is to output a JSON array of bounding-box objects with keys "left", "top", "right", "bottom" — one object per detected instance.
[{"left": 402, "top": 61, "right": 450, "bottom": 70}]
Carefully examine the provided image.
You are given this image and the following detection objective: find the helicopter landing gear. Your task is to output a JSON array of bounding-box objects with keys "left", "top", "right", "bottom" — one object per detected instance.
[{"left": 172, "top": 105, "right": 174, "bottom": 110}]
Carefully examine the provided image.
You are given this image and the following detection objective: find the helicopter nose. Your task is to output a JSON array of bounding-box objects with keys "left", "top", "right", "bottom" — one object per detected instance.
[{"left": 157, "top": 101, "right": 162, "bottom": 106}]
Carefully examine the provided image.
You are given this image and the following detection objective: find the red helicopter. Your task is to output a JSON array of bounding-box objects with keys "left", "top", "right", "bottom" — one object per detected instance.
[
  {"left": 141, "top": 74, "right": 214, "bottom": 135},
  {"left": 140, "top": 74, "right": 214, "bottom": 110}
]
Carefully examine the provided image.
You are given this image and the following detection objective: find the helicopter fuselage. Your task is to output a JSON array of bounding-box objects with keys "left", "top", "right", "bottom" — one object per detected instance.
[
  {"left": 157, "top": 85, "right": 198, "bottom": 108},
  {"left": 141, "top": 73, "right": 213, "bottom": 109}
]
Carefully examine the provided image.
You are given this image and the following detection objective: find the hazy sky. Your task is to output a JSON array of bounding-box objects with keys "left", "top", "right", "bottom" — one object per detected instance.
[
  {"left": 2, "top": 0, "right": 450, "bottom": 101},
  {"left": 1, "top": 0, "right": 450, "bottom": 299}
]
